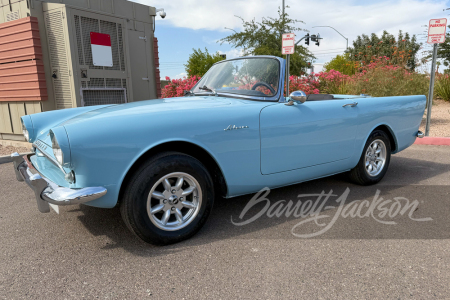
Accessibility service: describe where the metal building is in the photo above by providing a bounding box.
[0,0,161,141]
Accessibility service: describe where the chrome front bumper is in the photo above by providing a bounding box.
[11,153,107,213]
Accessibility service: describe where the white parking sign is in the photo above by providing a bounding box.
[427,18,447,44]
[282,33,295,54]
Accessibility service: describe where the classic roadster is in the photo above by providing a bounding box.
[12,56,426,245]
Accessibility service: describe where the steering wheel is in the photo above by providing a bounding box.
[251,82,276,95]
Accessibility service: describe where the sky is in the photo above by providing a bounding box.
[132,0,450,79]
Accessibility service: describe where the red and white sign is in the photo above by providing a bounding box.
[427,18,447,44]
[90,32,113,67]
[282,33,295,55]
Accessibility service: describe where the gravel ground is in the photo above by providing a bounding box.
[0,145,29,157]
[420,99,450,137]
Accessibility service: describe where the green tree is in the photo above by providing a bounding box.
[185,48,225,77]
[219,8,314,75]
[323,53,356,75]
[346,30,421,70]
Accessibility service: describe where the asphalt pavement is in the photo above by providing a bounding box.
[0,145,449,299]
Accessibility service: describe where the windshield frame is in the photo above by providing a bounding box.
[190,56,285,102]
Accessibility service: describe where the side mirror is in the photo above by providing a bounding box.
[285,91,307,106]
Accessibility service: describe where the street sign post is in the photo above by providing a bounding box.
[282,33,295,55]
[427,18,448,43]
[425,18,447,136]
[282,33,295,97]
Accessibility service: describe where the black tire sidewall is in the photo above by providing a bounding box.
[122,153,214,245]
[356,130,391,184]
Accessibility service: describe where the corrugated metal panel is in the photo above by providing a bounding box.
[0,17,47,102]
[0,60,47,101]
[0,17,42,64]
[45,10,73,109]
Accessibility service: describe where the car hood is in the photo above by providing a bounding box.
[59,96,234,126]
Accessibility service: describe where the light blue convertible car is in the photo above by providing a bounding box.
[12,56,426,245]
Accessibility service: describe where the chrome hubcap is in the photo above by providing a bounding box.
[365,139,387,177]
[147,172,202,231]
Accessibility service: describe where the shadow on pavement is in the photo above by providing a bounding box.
[72,156,450,256]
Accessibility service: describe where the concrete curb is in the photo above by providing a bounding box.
[0,153,33,165]
[414,137,450,146]
[0,140,32,148]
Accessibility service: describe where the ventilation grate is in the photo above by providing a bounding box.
[88,78,106,88]
[75,15,125,70]
[45,11,72,109]
[82,89,127,106]
[74,15,84,65]
[100,20,120,71]
[118,24,125,71]
[6,11,19,22]
[106,78,122,88]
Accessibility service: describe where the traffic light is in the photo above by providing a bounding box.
[305,33,310,46]
[315,33,321,46]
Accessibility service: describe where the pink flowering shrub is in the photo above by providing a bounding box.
[287,75,320,95]
[314,69,351,94]
[312,56,427,97]
[161,75,201,98]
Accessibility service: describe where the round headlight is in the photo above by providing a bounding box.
[22,122,29,142]
[51,134,64,165]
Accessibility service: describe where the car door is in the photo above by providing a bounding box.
[260,99,359,175]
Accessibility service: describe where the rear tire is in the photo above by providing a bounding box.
[120,152,214,245]
[349,130,391,185]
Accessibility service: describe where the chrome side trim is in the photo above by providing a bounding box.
[417,131,425,138]
[11,153,107,213]
[32,141,68,175]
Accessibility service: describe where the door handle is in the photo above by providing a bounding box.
[342,102,358,107]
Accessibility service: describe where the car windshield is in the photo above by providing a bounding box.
[191,57,280,98]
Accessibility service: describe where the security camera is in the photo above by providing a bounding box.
[156,8,166,19]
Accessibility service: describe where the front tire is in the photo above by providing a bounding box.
[349,130,391,185]
[120,152,214,245]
